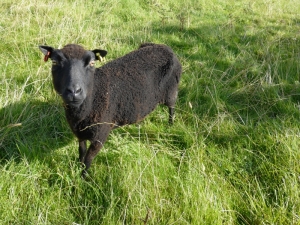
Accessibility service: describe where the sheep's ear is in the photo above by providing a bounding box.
[39,45,54,62]
[92,49,107,61]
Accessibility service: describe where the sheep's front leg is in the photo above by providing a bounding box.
[82,128,111,177]
[81,141,104,177]
[78,140,87,163]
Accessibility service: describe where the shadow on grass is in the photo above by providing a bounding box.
[148,19,300,223]
[150,20,300,123]
[0,100,73,164]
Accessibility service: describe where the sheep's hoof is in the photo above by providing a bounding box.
[81,170,89,179]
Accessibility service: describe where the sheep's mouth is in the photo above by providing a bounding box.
[65,99,84,108]
[62,92,85,108]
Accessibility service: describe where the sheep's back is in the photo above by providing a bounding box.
[94,45,177,124]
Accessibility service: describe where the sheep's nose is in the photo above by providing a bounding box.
[67,85,82,97]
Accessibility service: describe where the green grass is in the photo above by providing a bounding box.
[0,0,300,224]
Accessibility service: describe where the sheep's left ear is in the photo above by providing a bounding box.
[39,45,54,62]
[92,49,107,61]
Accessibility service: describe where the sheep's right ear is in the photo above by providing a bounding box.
[39,45,54,62]
[92,49,107,61]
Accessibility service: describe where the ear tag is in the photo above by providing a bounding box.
[44,51,50,62]
[96,52,103,62]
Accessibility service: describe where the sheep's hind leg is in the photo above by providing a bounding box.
[168,107,175,124]
[165,89,178,124]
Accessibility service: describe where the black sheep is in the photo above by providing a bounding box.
[39,43,182,176]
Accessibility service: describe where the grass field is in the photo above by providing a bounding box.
[0,0,300,224]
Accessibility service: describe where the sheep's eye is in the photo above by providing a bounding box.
[89,60,95,67]
[52,60,57,66]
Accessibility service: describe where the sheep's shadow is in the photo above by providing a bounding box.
[0,100,73,164]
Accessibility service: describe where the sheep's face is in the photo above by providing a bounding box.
[39,44,107,108]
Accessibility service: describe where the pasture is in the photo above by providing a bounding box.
[0,0,299,224]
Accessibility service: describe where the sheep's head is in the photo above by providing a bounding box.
[39,44,107,108]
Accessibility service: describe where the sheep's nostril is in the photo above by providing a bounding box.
[66,86,82,98]
[75,88,82,95]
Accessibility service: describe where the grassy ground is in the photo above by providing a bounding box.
[0,0,300,224]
